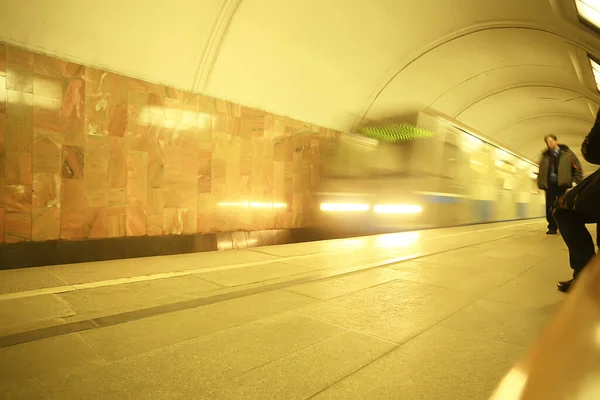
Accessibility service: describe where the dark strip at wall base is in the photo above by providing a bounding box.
[0,218,545,270]
[0,228,331,270]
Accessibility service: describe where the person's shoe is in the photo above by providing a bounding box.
[557,279,574,293]
[546,229,558,235]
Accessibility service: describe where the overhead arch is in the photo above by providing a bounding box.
[494,113,594,138]
[427,65,572,110]
[497,116,593,168]
[3,0,600,164]
[352,23,600,132]
[454,84,599,119]
[192,0,243,92]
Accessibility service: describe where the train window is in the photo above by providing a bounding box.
[441,142,460,179]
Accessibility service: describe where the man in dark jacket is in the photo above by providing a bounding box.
[554,110,600,293]
[537,135,583,234]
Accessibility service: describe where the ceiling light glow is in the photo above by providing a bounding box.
[576,0,600,31]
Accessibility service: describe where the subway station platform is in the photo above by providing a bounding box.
[0,219,573,399]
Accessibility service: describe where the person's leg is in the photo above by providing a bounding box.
[545,185,558,233]
[554,209,596,291]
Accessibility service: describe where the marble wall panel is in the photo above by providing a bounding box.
[0,208,4,243]
[61,145,84,179]
[0,44,5,115]
[0,45,5,243]
[0,43,339,243]
[5,212,31,242]
[32,172,60,207]
[5,184,32,213]
[33,133,62,174]
[32,207,60,241]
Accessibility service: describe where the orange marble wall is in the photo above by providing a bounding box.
[0,43,340,243]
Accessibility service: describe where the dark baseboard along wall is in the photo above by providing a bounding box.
[0,218,544,270]
[0,228,331,270]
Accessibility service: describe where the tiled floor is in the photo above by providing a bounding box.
[0,219,583,399]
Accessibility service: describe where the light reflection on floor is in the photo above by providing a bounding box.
[0,219,578,399]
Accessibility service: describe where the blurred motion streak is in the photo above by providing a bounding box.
[373,204,422,214]
[313,111,544,233]
[320,203,371,212]
[217,201,287,209]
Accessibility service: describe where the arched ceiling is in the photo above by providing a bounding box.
[2,0,600,165]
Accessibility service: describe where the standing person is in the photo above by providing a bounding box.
[554,110,600,293]
[537,135,583,234]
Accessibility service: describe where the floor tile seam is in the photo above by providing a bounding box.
[75,330,108,364]
[0,228,540,347]
[333,290,489,357]
[343,328,404,346]
[65,277,322,324]
[0,314,77,337]
[481,256,560,298]
[189,331,352,398]
[287,310,358,333]
[194,329,355,395]
[475,264,542,299]
[0,247,381,300]
[189,274,228,287]
[0,243,510,343]
[0,250,499,342]
[480,295,565,308]
[62,301,174,324]
[474,296,563,313]
[292,309,353,329]
[201,327,352,385]
[0,285,78,301]
[195,263,367,294]
[0,222,540,300]
[0,318,69,339]
[305,344,402,399]
[50,270,71,287]
[289,309,412,347]
[276,255,423,289]
[196,264,317,288]
[51,293,79,318]
[370,274,480,294]
[282,275,418,303]
[289,276,487,335]
[1,252,407,303]
[438,316,546,349]
[430,324,531,351]
[76,295,325,363]
[394,255,550,298]
[415,297,482,339]
[89,308,343,374]
[0,258,318,301]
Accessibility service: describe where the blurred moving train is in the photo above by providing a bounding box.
[312,111,544,234]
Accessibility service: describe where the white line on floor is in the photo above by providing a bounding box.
[0,220,541,301]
